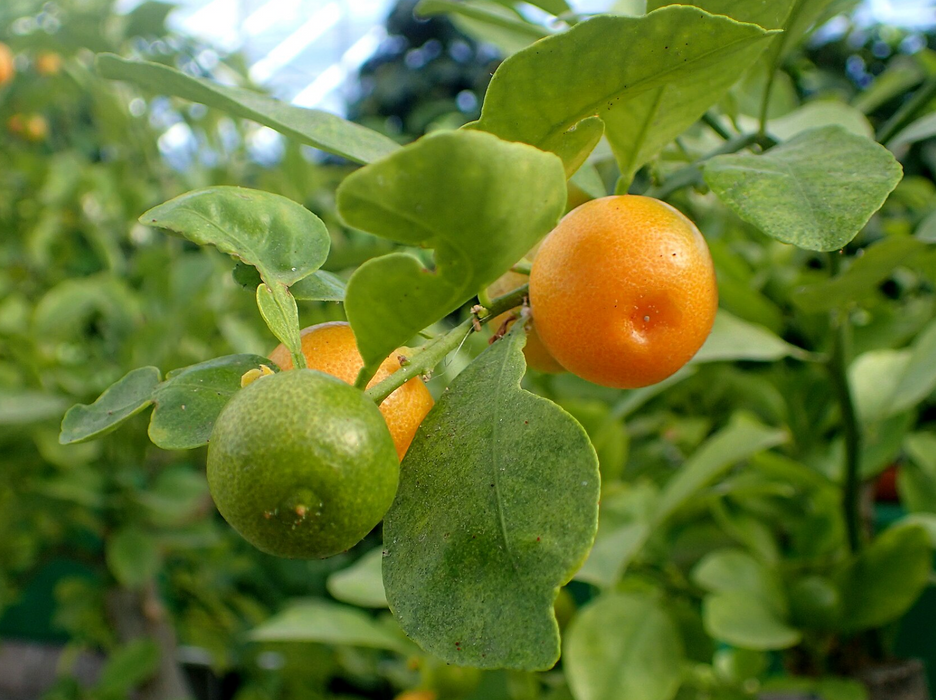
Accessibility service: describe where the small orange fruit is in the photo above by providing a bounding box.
[35,51,62,76]
[268,322,433,459]
[529,195,717,389]
[0,42,14,86]
[23,114,48,142]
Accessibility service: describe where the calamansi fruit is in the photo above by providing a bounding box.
[530,195,717,389]
[268,322,433,460]
[35,52,62,76]
[207,369,399,559]
[0,43,14,86]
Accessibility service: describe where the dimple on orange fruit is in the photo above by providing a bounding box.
[268,322,433,459]
[529,195,717,389]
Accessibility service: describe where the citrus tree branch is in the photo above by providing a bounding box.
[364,284,530,405]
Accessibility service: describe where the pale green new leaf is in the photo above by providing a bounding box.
[382,326,599,670]
[472,7,777,175]
[692,310,806,363]
[692,549,787,615]
[249,600,410,652]
[888,110,936,151]
[705,126,903,251]
[647,0,792,28]
[97,54,398,164]
[564,594,684,700]
[327,548,388,608]
[339,130,566,373]
[417,0,549,55]
[704,592,802,650]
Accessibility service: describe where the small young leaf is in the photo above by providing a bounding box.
[96,54,399,164]
[692,549,787,616]
[148,354,272,450]
[837,524,932,632]
[59,367,161,445]
[792,236,926,312]
[326,548,388,608]
[106,527,160,588]
[96,639,161,695]
[769,101,873,141]
[340,130,566,373]
[417,0,551,46]
[256,283,302,365]
[249,600,410,652]
[564,593,684,700]
[472,7,777,176]
[141,187,329,288]
[382,325,599,670]
[704,126,903,251]
[703,592,802,650]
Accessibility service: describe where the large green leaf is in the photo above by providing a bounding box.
[471,7,777,176]
[249,600,410,652]
[606,2,787,186]
[339,130,566,373]
[141,186,329,362]
[382,325,599,670]
[837,524,932,632]
[647,0,792,28]
[793,236,926,312]
[59,367,161,444]
[564,594,684,700]
[705,126,903,251]
[703,592,802,650]
[96,54,398,164]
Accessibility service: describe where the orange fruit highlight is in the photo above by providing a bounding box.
[268,322,433,459]
[0,43,14,86]
[529,195,717,389]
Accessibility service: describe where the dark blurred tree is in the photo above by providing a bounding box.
[346,0,501,140]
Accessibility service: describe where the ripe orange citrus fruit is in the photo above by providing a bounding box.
[486,248,564,374]
[529,195,717,389]
[268,322,433,460]
[0,43,14,86]
[207,369,399,559]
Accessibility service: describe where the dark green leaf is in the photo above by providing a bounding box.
[97,54,399,164]
[249,600,410,652]
[472,7,776,176]
[703,592,801,650]
[705,126,903,251]
[838,524,932,632]
[59,368,161,445]
[382,325,599,670]
[96,639,160,695]
[149,354,272,450]
[339,130,566,372]
[106,527,160,588]
[793,236,926,312]
[564,593,684,700]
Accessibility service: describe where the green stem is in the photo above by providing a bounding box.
[364,284,530,405]
[827,253,863,554]
[646,132,769,200]
[876,75,936,145]
[702,111,733,141]
[510,261,532,275]
[758,68,777,138]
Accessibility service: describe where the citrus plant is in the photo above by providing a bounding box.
[53,0,936,697]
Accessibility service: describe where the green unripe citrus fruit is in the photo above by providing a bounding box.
[207,369,399,559]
